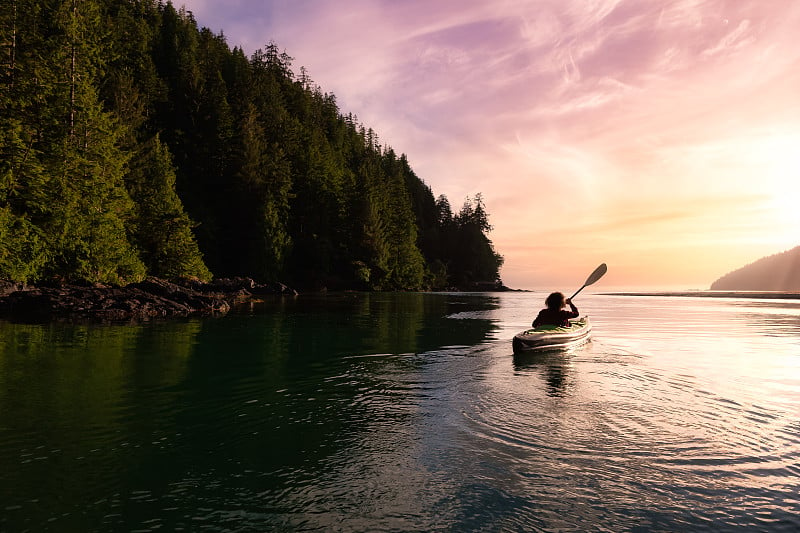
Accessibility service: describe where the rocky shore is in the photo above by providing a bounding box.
[0,277,297,323]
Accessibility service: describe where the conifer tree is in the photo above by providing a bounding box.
[381,150,425,289]
[126,135,211,280]
[448,194,504,287]
[0,0,48,281]
[233,101,292,280]
[0,117,48,281]
[41,0,145,283]
[1,0,145,283]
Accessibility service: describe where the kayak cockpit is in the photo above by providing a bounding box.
[512,317,591,354]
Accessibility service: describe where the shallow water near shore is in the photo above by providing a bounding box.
[1,292,799,531]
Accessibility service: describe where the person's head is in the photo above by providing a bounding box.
[545,292,566,310]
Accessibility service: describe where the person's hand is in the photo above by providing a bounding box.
[565,298,572,306]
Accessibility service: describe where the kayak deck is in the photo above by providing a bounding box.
[512,317,591,353]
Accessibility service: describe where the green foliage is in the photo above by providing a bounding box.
[126,135,211,280]
[1,0,503,290]
[0,207,47,282]
[232,102,292,280]
[448,194,504,287]
[1,0,148,284]
[422,194,504,289]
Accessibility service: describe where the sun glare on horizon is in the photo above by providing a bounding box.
[756,134,800,236]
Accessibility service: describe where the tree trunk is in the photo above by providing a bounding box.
[9,0,16,87]
[69,0,77,138]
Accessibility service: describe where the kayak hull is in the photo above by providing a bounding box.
[512,317,591,354]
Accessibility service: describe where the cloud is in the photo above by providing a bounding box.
[178,0,800,288]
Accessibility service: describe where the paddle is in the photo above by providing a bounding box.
[569,263,607,300]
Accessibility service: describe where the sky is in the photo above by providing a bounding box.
[177,0,800,290]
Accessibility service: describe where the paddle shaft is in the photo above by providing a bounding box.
[569,263,607,301]
[570,285,588,300]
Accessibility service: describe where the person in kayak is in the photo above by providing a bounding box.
[532,292,579,328]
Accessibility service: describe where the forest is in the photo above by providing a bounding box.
[0,0,504,291]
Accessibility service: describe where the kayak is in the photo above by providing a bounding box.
[512,317,591,354]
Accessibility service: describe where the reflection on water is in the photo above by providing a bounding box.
[1,292,799,531]
[512,351,574,397]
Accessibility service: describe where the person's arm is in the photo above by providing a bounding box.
[532,310,543,328]
[565,298,579,318]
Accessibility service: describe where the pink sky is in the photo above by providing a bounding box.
[178,0,800,290]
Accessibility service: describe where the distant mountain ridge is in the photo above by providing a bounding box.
[710,246,800,291]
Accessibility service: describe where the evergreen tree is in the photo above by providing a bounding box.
[381,149,425,289]
[42,0,145,283]
[126,135,211,280]
[448,194,504,287]
[232,100,292,280]
[0,0,49,282]
[1,0,145,283]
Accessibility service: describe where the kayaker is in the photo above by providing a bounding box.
[532,292,579,328]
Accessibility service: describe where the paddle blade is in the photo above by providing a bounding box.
[583,263,608,287]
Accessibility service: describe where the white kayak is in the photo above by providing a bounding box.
[512,317,591,354]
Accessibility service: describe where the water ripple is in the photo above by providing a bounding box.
[2,294,800,531]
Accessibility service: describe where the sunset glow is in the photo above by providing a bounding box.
[178,0,800,289]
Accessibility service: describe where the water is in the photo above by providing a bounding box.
[1,292,799,532]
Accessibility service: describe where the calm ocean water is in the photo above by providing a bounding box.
[1,292,799,532]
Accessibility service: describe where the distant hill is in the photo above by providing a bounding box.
[710,247,800,291]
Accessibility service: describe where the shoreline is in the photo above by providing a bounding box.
[603,291,800,300]
[0,277,298,324]
[0,278,521,324]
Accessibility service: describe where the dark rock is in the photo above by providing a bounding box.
[170,277,206,292]
[171,277,298,297]
[251,281,298,296]
[0,276,295,323]
[207,277,256,292]
[0,280,26,297]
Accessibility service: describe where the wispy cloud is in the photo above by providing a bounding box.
[180,0,800,288]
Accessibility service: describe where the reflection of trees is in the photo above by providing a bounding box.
[0,293,499,530]
[0,319,201,531]
[168,292,499,528]
[249,292,498,359]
